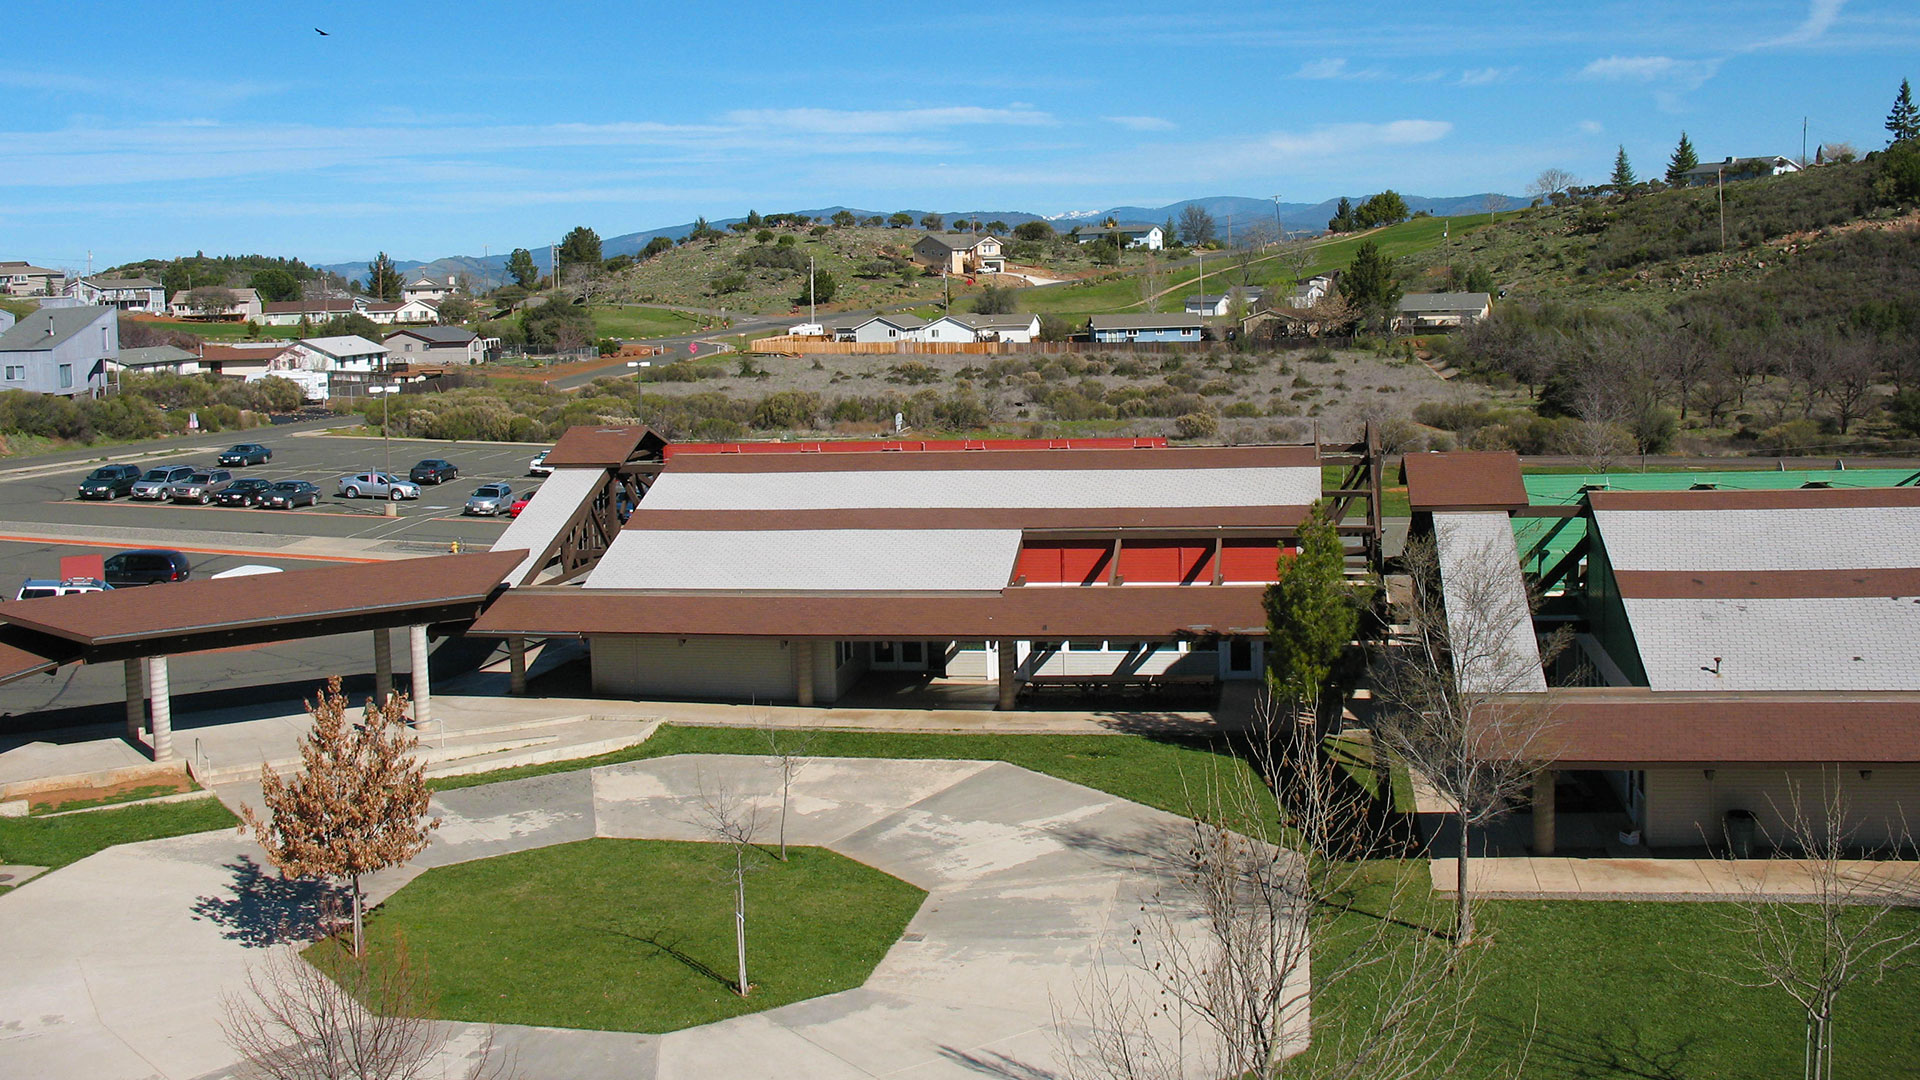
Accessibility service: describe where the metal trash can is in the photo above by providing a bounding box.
[1724,809,1758,858]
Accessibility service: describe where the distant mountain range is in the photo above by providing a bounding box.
[315,193,1515,287]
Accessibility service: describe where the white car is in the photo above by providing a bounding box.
[528,450,553,476]
[16,577,112,600]
[336,472,421,500]
[788,322,825,336]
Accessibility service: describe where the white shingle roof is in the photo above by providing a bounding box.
[490,468,605,585]
[1595,506,1920,571]
[1433,512,1547,694]
[639,466,1321,512]
[1626,595,1920,691]
[585,530,1021,591]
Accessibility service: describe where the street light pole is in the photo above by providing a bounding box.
[626,359,650,422]
[369,384,399,477]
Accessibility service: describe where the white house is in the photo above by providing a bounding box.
[168,287,262,322]
[0,261,64,297]
[401,275,459,304]
[919,313,1042,344]
[1679,155,1803,187]
[1071,223,1164,250]
[256,298,360,326]
[114,344,203,375]
[1287,273,1335,309]
[384,326,497,366]
[840,314,929,344]
[287,335,390,373]
[392,298,441,324]
[64,277,167,315]
[1393,292,1493,332]
[0,306,117,396]
[1184,288,1265,316]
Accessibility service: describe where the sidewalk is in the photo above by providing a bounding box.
[1431,855,1920,901]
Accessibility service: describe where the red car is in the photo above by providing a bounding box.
[507,496,530,518]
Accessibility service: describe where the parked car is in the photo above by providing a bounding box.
[130,465,197,500]
[464,482,513,516]
[261,480,321,509]
[336,472,421,500]
[409,459,459,485]
[76,463,143,500]
[103,549,191,586]
[216,443,273,466]
[15,578,112,600]
[167,469,234,504]
[215,478,275,507]
[528,449,553,476]
[507,495,531,518]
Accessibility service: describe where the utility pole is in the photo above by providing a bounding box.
[1270,195,1284,248]
[808,256,816,324]
[1802,117,1808,166]
[1717,164,1727,251]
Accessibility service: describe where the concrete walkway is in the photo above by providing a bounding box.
[0,755,1287,1080]
[1431,856,1920,901]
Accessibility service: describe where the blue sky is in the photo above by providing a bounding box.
[3,0,1915,269]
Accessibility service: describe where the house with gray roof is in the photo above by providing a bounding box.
[1184,288,1265,316]
[1393,292,1492,332]
[0,261,64,297]
[1069,223,1164,250]
[63,276,167,314]
[838,314,930,344]
[912,233,1006,275]
[114,344,202,375]
[0,305,117,396]
[384,325,498,366]
[919,313,1042,344]
[168,287,261,322]
[1087,313,1206,343]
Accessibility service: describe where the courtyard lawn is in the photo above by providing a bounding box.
[430,724,1274,827]
[0,797,237,870]
[329,838,925,1032]
[587,305,707,340]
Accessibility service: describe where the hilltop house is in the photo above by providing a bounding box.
[1087,313,1205,344]
[401,275,460,304]
[0,262,65,297]
[1071,223,1165,250]
[1393,292,1493,332]
[1679,155,1802,187]
[384,326,498,366]
[63,277,167,315]
[919,313,1042,344]
[0,306,117,396]
[1184,288,1265,317]
[913,234,1005,275]
[168,287,262,322]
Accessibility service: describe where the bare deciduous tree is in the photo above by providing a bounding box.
[691,776,766,997]
[222,936,508,1080]
[1715,773,1920,1080]
[188,285,240,317]
[1526,169,1579,201]
[1373,531,1563,948]
[241,679,440,957]
[1484,193,1508,222]
[761,720,819,862]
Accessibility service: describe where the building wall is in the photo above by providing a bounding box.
[0,308,116,396]
[591,635,799,702]
[1643,766,1920,849]
[849,322,916,344]
[1092,327,1202,343]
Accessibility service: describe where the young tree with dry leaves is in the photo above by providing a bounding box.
[691,776,765,996]
[1715,772,1920,1080]
[241,678,440,957]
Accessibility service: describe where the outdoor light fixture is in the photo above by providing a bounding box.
[1703,769,1716,781]
[1861,769,1874,781]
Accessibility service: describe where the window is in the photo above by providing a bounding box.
[3,366,20,380]
[58,364,72,389]
[1067,640,1105,652]
[102,327,110,351]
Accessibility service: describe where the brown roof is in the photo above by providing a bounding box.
[663,445,1320,474]
[1400,451,1529,512]
[1613,568,1920,600]
[1478,691,1920,766]
[1588,488,1920,512]
[626,507,1309,532]
[0,639,68,686]
[199,343,293,364]
[0,551,526,647]
[542,426,667,468]
[260,299,356,315]
[470,584,1271,640]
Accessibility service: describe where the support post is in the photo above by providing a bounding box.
[996,639,1019,710]
[508,636,528,696]
[408,624,432,729]
[147,655,173,763]
[793,640,815,707]
[1532,769,1557,856]
[372,627,393,703]
[124,658,147,742]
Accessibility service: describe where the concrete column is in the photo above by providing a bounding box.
[372,628,393,703]
[793,640,815,707]
[147,655,174,763]
[996,639,1019,710]
[124,658,147,742]
[508,636,528,696]
[1532,769,1557,856]
[408,625,432,728]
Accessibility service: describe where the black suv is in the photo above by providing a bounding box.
[409,459,459,485]
[217,443,273,466]
[76,463,143,500]
[103,549,191,586]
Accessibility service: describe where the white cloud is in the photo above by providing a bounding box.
[1457,67,1514,86]
[1257,119,1453,159]
[1293,58,1350,79]
[1755,0,1847,47]
[1577,119,1605,135]
[1104,115,1175,131]
[721,105,1053,134]
[1577,55,1722,88]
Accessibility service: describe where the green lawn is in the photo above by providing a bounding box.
[0,797,237,870]
[586,305,707,340]
[324,838,925,1032]
[429,724,1273,826]
[1308,863,1920,1078]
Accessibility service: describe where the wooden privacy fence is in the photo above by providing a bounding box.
[748,335,1220,356]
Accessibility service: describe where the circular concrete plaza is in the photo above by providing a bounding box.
[0,754,1274,1080]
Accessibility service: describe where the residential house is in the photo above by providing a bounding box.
[0,261,64,297]
[919,313,1042,344]
[384,326,497,366]
[0,305,117,396]
[1070,223,1164,250]
[256,298,360,326]
[1393,292,1492,332]
[1087,313,1205,344]
[0,309,13,334]
[196,342,300,382]
[1679,155,1802,187]
[401,275,460,304]
[1183,288,1265,317]
[63,276,167,315]
[114,345,203,376]
[912,234,1006,275]
[1287,273,1335,309]
[288,335,389,373]
[839,314,929,344]
[392,298,441,324]
[168,287,262,322]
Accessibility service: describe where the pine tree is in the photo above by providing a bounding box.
[241,679,439,956]
[1337,239,1402,327]
[1888,78,1920,146]
[364,252,402,300]
[1264,501,1359,710]
[506,247,539,289]
[1611,145,1636,188]
[1665,132,1700,185]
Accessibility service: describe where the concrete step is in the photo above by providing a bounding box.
[194,733,562,786]
[425,730,656,780]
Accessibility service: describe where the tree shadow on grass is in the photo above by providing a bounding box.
[594,922,738,994]
[1493,1014,1700,1080]
[190,854,348,948]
